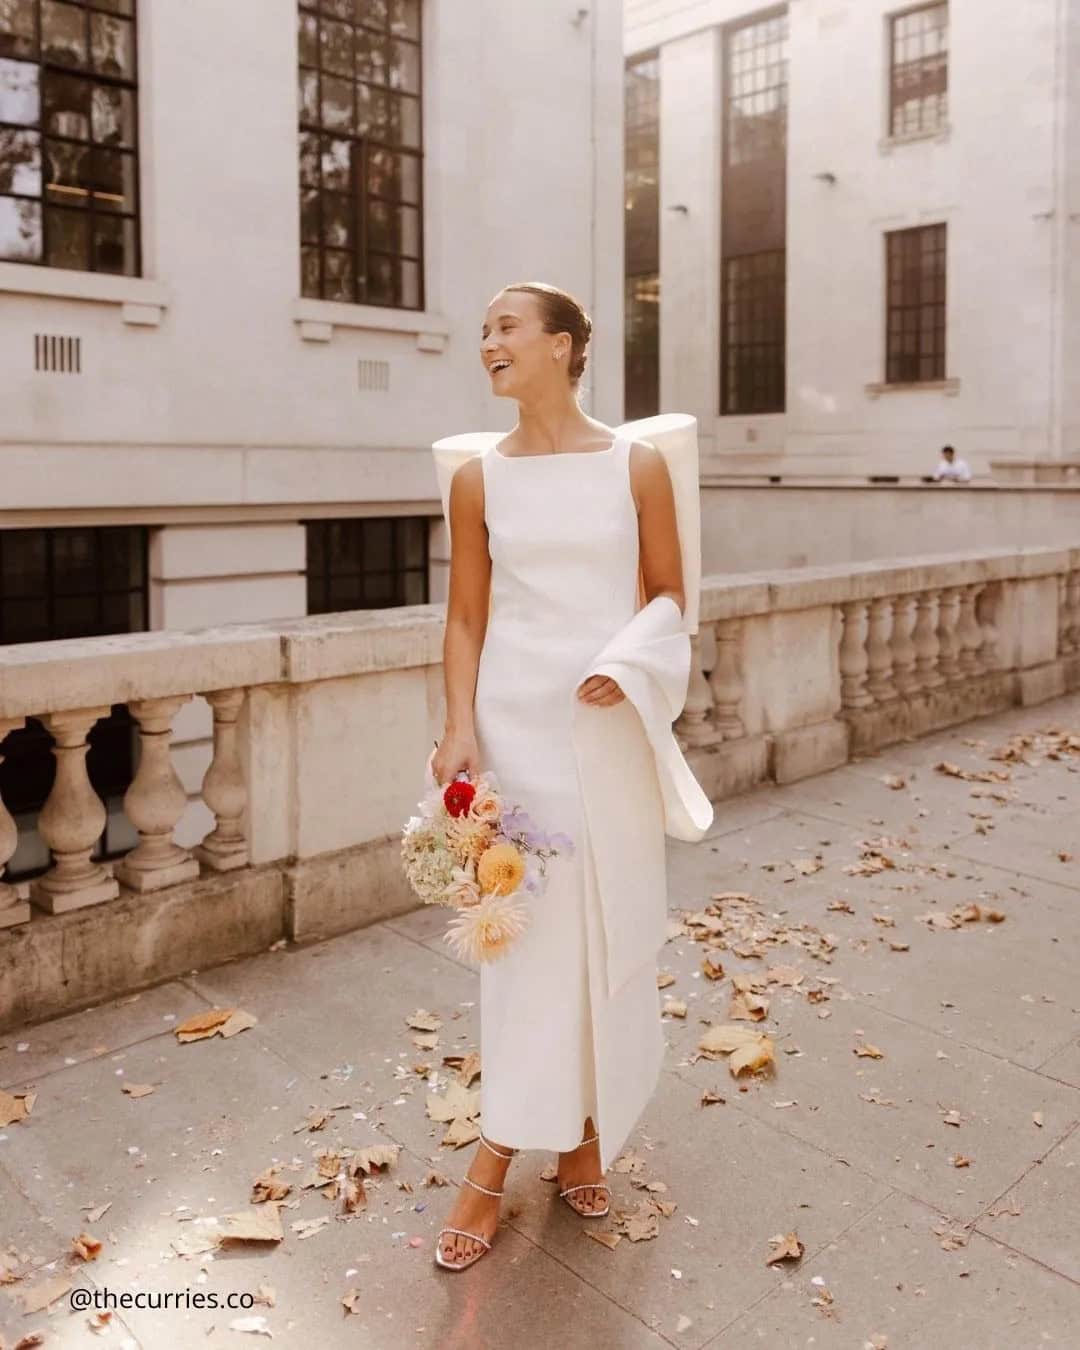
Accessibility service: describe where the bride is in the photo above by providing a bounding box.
[429,281,701,1271]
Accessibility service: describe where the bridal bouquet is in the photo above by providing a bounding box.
[400,761,573,964]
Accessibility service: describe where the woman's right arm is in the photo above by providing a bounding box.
[433,458,491,784]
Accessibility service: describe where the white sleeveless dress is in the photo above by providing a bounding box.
[473,433,665,1168]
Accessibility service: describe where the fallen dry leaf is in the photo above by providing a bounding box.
[888,940,910,952]
[827,899,854,914]
[71,1232,102,1261]
[352,1144,400,1174]
[793,858,824,876]
[662,998,688,1019]
[656,971,676,989]
[120,1082,155,1099]
[949,1154,972,1168]
[83,1201,112,1224]
[585,1229,622,1251]
[728,991,769,1022]
[405,1009,442,1033]
[0,1090,35,1127]
[251,1166,292,1203]
[291,1215,331,1240]
[441,1117,480,1149]
[412,1031,440,1051]
[218,1203,284,1244]
[1033,1111,1044,1128]
[765,1231,804,1265]
[699,1024,775,1077]
[702,954,726,981]
[765,964,804,987]
[853,1043,884,1059]
[229,1315,273,1337]
[701,1089,726,1107]
[175,1007,256,1043]
[342,1287,361,1316]
[425,1171,450,1187]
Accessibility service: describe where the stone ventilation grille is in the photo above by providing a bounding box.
[35,335,81,374]
[358,359,390,392]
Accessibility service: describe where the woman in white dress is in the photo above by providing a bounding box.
[430,282,687,1271]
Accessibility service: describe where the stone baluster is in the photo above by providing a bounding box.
[194,689,250,871]
[977,584,1001,672]
[913,589,944,690]
[936,586,963,685]
[676,633,723,749]
[957,584,985,677]
[115,697,200,893]
[1056,575,1071,656]
[1065,570,1080,655]
[865,597,897,703]
[889,594,920,697]
[707,620,745,739]
[31,707,120,914]
[0,718,30,928]
[838,601,872,711]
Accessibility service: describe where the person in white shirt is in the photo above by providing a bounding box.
[932,445,972,483]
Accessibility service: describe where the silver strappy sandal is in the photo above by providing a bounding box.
[558,1131,611,1219]
[434,1135,516,1271]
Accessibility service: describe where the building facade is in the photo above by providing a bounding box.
[624,0,1080,477]
[0,0,625,860]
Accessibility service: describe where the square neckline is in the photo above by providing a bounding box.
[492,435,623,461]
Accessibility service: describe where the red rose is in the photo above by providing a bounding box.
[443,780,476,818]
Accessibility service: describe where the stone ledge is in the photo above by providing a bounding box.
[773,719,849,785]
[844,673,1017,756]
[0,865,286,1033]
[286,835,418,943]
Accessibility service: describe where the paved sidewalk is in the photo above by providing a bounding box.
[2,696,1078,1350]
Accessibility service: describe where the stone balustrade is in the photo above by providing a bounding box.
[1,544,1078,1031]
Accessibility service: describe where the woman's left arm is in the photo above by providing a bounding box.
[632,440,685,618]
[577,442,685,708]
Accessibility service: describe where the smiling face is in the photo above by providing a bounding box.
[480,291,569,399]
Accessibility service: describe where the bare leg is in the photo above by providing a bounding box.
[556,1115,608,1215]
[438,1135,514,1265]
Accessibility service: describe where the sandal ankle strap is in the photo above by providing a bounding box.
[462,1174,503,1198]
[479,1134,516,1161]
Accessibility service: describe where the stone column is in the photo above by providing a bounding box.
[890,594,920,697]
[1065,570,1080,654]
[115,697,200,893]
[977,584,1001,672]
[707,620,745,739]
[865,597,897,703]
[194,688,249,871]
[936,587,964,685]
[0,718,30,928]
[958,584,985,677]
[31,707,120,914]
[838,601,872,710]
[913,589,944,690]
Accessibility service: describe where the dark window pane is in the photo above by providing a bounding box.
[45,204,89,267]
[44,136,89,205]
[54,593,99,635]
[356,0,387,27]
[42,1,88,68]
[299,67,318,122]
[92,210,136,273]
[298,10,318,66]
[0,125,41,194]
[52,528,96,591]
[89,146,135,211]
[0,598,48,643]
[100,526,141,588]
[355,28,387,84]
[392,91,420,148]
[365,571,393,604]
[300,243,320,294]
[321,135,351,189]
[323,246,353,300]
[321,18,352,75]
[361,519,392,569]
[0,55,39,122]
[91,82,134,146]
[300,187,319,242]
[389,0,419,40]
[367,251,393,305]
[0,1,37,60]
[399,255,419,307]
[321,72,354,131]
[90,12,133,78]
[401,518,425,568]
[321,190,350,247]
[94,0,134,15]
[43,69,90,139]
[2,529,47,596]
[403,569,426,605]
[387,37,417,93]
[0,193,40,258]
[322,0,352,18]
[299,130,320,185]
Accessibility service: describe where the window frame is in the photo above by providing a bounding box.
[887,1,948,140]
[624,48,660,423]
[297,0,425,312]
[0,0,143,275]
[883,222,947,386]
[304,515,429,615]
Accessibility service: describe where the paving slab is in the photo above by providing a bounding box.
[504,1069,891,1350]
[0,980,210,1089]
[976,1123,1080,1284]
[672,985,1080,1223]
[1037,1036,1080,1089]
[708,1189,1080,1350]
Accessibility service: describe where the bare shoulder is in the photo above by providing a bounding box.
[449,454,486,524]
[628,439,669,513]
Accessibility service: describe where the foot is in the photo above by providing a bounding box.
[557,1119,608,1216]
[438,1138,513,1266]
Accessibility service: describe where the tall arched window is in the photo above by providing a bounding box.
[0,0,140,273]
[298,0,424,310]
